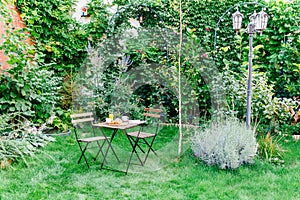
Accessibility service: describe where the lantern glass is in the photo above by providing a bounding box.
[232,9,244,31]
[255,10,269,31]
[249,11,257,24]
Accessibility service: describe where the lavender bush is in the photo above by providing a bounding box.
[192,118,257,169]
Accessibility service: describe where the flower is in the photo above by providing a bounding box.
[206,27,210,32]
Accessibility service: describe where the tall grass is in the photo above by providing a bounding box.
[0,132,299,200]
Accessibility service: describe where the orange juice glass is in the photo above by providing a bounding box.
[109,113,114,120]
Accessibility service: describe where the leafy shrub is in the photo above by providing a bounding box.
[275,97,300,135]
[0,65,62,124]
[42,107,72,133]
[0,4,62,124]
[192,118,257,169]
[73,44,143,120]
[222,65,277,123]
[0,113,55,168]
[222,65,300,134]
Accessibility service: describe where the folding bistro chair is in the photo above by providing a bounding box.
[71,112,119,168]
[125,108,162,174]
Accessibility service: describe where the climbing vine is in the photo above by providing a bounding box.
[2,0,299,130]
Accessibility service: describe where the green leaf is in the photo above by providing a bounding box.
[21,103,28,112]
[10,92,17,98]
[9,106,16,112]
[21,89,26,96]
[15,102,22,111]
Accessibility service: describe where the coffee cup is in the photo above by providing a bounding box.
[121,116,129,122]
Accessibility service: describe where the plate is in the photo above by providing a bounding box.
[129,120,141,123]
[108,122,129,126]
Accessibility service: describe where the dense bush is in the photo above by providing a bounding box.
[0,66,62,123]
[222,64,300,134]
[0,2,62,124]
[222,66,277,125]
[192,118,257,169]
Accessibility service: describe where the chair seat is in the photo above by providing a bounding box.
[78,136,106,143]
[127,131,156,139]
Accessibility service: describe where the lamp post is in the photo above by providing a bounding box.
[232,8,269,128]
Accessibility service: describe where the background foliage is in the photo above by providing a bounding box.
[17,0,88,76]
[1,0,299,167]
[0,0,58,166]
[110,0,299,133]
[2,0,298,125]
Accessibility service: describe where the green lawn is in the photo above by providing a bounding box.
[0,129,299,200]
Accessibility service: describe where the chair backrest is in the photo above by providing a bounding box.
[71,112,94,125]
[143,108,163,119]
[70,112,94,139]
[143,108,163,134]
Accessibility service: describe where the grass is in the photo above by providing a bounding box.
[0,128,300,200]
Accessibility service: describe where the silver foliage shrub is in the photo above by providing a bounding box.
[192,118,257,169]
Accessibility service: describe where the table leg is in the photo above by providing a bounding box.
[100,129,120,170]
[124,130,144,175]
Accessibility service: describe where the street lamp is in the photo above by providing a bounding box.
[232,8,269,128]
